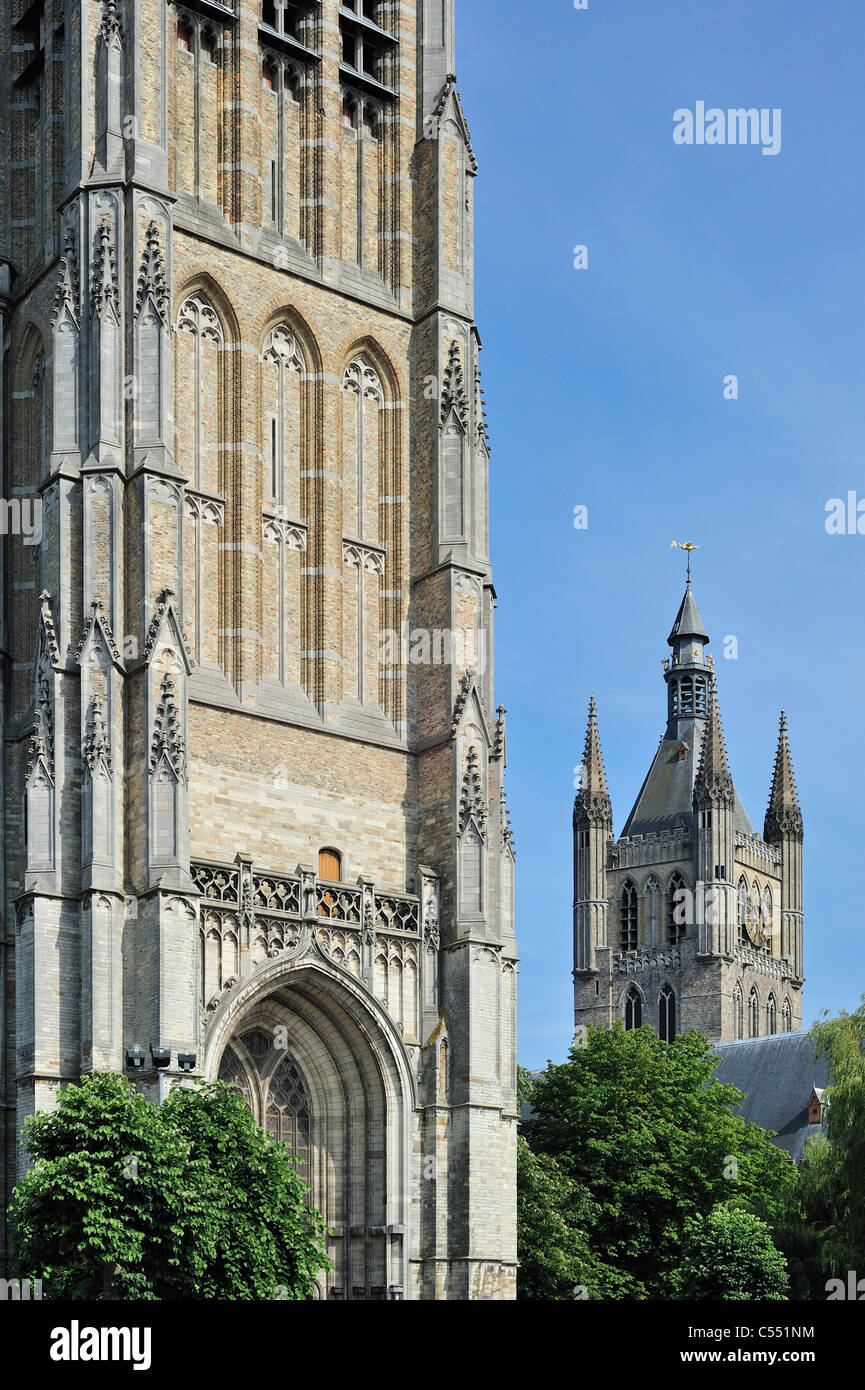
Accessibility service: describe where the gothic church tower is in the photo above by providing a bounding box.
[573,584,803,1045]
[0,0,517,1299]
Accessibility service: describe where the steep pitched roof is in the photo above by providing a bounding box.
[713,1033,830,1161]
[620,706,753,837]
[667,584,709,646]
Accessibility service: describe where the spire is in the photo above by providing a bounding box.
[693,687,734,805]
[574,697,612,828]
[667,583,709,647]
[764,711,803,842]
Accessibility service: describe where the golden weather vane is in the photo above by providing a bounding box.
[670,540,699,584]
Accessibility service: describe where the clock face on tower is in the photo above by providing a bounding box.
[745,899,764,949]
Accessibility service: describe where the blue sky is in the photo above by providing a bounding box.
[457,0,865,1069]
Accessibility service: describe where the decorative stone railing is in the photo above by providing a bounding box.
[611,828,691,870]
[734,832,781,871]
[734,945,791,979]
[191,858,420,934]
[613,946,682,975]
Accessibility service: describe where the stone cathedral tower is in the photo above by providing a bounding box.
[573,583,803,1045]
[0,0,518,1300]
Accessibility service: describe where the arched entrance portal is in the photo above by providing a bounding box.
[204,960,414,1301]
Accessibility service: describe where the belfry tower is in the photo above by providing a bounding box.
[573,583,803,1045]
[0,0,517,1299]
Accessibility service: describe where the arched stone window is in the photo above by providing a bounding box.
[733,983,744,1040]
[339,84,386,272]
[737,877,749,946]
[781,997,792,1033]
[644,877,661,946]
[694,678,707,715]
[261,323,308,688]
[659,984,676,1043]
[748,986,760,1039]
[266,1057,311,1173]
[619,881,638,951]
[173,10,223,205]
[667,872,686,944]
[624,984,642,1030]
[217,1043,253,1111]
[341,356,385,703]
[766,993,777,1036]
[260,45,307,242]
[680,676,694,715]
[176,292,226,668]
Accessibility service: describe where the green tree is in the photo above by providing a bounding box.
[777,999,865,1296]
[676,1206,789,1301]
[9,1072,329,1300]
[522,1024,796,1299]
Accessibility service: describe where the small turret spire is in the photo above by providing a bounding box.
[764,711,803,843]
[693,687,734,805]
[574,696,612,828]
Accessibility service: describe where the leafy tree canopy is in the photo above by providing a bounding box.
[521,1024,797,1298]
[9,1072,329,1301]
[676,1206,789,1301]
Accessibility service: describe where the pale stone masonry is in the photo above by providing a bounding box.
[0,0,517,1299]
[573,584,804,1045]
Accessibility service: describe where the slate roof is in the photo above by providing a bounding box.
[621,722,754,838]
[668,584,709,645]
[713,1032,830,1161]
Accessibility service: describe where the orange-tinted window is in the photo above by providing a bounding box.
[318,848,341,882]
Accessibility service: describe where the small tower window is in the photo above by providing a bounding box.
[680,677,694,715]
[318,848,342,882]
[737,877,749,946]
[659,984,676,1043]
[748,986,760,1039]
[671,681,680,717]
[619,881,638,951]
[766,993,777,1036]
[695,679,707,715]
[677,742,687,762]
[624,984,642,1030]
[667,873,686,943]
[733,984,744,1040]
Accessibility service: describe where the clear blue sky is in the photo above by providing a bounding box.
[457,0,865,1069]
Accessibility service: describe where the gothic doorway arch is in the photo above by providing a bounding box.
[203,959,414,1301]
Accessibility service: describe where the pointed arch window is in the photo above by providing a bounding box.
[761,887,773,954]
[766,993,777,1036]
[737,877,749,946]
[620,881,638,951]
[176,293,225,668]
[694,678,708,715]
[218,1044,253,1112]
[262,323,305,510]
[781,997,792,1033]
[733,983,744,1040]
[659,984,676,1043]
[680,676,694,715]
[624,984,642,1031]
[645,877,661,945]
[667,872,686,944]
[748,987,760,1039]
[266,1057,311,1172]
